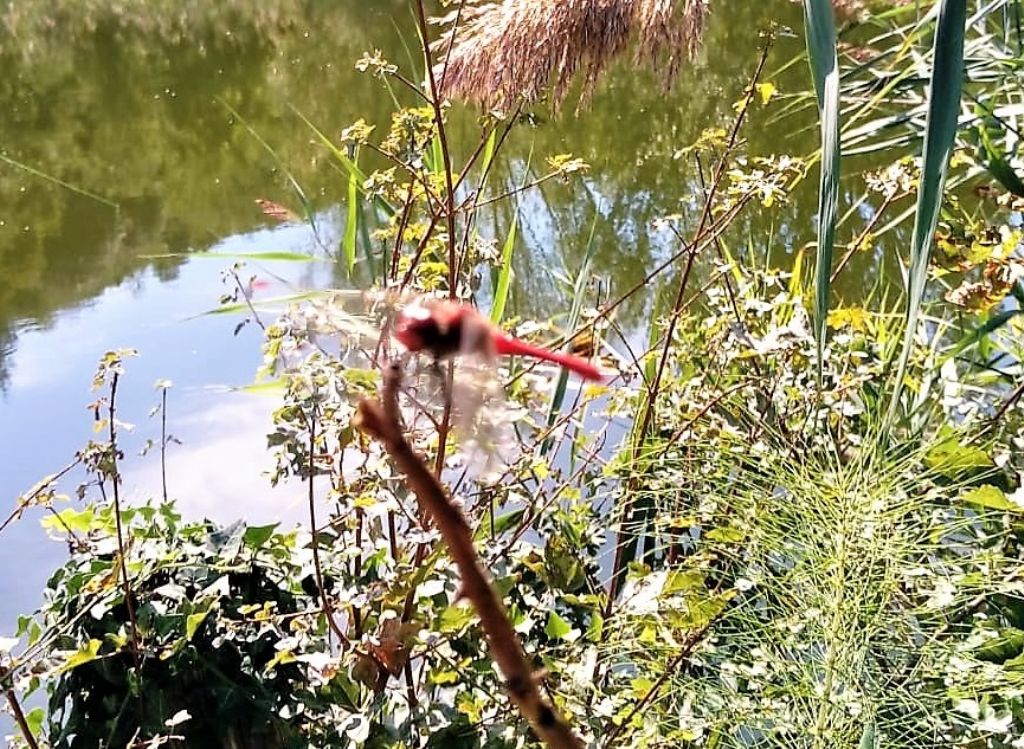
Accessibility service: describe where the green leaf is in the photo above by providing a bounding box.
[243,523,279,549]
[972,111,1024,197]
[802,0,841,380]
[924,430,993,477]
[41,506,98,534]
[858,720,877,749]
[140,250,317,262]
[474,509,525,540]
[490,210,518,324]
[706,525,745,543]
[886,0,967,426]
[961,485,1021,514]
[60,639,102,673]
[439,604,476,634]
[186,610,210,641]
[942,308,1024,363]
[586,612,604,642]
[544,611,573,640]
[974,628,1024,663]
[25,707,44,740]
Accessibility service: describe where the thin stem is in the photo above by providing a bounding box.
[606,44,773,611]
[109,372,142,669]
[0,458,81,537]
[229,268,266,332]
[160,387,168,503]
[2,664,40,749]
[830,190,902,283]
[307,404,348,647]
[414,0,459,298]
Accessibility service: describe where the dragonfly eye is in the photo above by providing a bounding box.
[394,311,434,352]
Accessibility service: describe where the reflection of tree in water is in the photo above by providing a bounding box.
[0,0,909,385]
[0,0,405,379]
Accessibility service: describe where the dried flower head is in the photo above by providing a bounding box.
[432,0,709,112]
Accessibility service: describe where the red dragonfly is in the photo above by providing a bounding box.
[392,297,605,382]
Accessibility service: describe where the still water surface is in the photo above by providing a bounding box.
[0,0,874,637]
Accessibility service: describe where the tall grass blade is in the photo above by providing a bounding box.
[139,251,318,262]
[886,0,968,428]
[491,147,532,324]
[219,99,317,231]
[0,153,119,209]
[489,209,518,324]
[803,0,841,380]
[539,219,598,458]
[479,128,497,182]
[290,106,395,217]
[344,168,359,275]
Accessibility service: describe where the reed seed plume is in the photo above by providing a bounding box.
[432,0,709,112]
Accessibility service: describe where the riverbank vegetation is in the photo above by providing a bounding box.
[4,0,1024,747]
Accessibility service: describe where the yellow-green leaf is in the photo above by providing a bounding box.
[545,611,573,640]
[962,485,1022,514]
[60,639,102,673]
[186,610,210,641]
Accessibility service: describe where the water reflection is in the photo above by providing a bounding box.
[0,221,331,634]
[0,0,909,635]
[1,0,868,382]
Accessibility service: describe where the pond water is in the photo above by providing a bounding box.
[0,0,888,640]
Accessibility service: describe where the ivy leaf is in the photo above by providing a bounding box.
[41,506,97,535]
[961,485,1022,514]
[544,611,574,640]
[60,639,102,673]
[243,523,279,549]
[186,610,210,641]
[439,604,476,634]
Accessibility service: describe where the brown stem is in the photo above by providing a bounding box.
[414,0,459,299]
[602,614,722,746]
[354,364,584,749]
[306,406,348,647]
[0,458,81,537]
[1,665,40,749]
[830,190,902,283]
[109,373,142,669]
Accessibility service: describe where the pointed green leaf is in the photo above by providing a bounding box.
[887,0,967,426]
[544,611,573,640]
[60,639,102,673]
[803,0,842,380]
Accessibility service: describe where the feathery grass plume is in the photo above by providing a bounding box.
[432,0,709,112]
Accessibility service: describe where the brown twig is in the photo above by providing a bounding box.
[1,664,40,749]
[0,458,81,537]
[414,0,459,299]
[354,364,585,749]
[829,190,903,283]
[602,612,723,746]
[108,372,143,669]
[306,405,349,648]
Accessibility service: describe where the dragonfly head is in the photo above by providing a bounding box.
[393,298,465,359]
[393,301,437,354]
